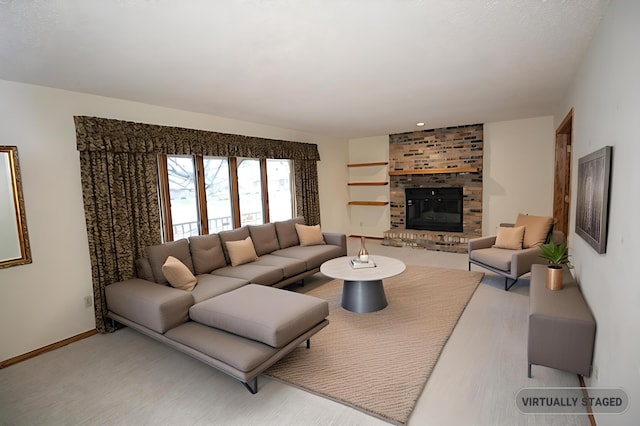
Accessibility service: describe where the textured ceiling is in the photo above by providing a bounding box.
[0,0,609,138]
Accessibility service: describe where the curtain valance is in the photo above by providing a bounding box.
[74,116,321,160]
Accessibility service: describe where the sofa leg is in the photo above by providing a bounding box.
[243,377,258,394]
[528,363,532,378]
[468,262,471,271]
[505,277,518,291]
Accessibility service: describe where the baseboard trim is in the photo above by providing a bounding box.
[579,374,597,426]
[0,329,98,369]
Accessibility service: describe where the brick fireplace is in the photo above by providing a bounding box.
[383,124,483,253]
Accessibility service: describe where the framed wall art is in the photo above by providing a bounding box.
[575,146,612,254]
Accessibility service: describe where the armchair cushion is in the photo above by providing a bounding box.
[515,214,554,248]
[493,226,525,250]
[470,247,512,272]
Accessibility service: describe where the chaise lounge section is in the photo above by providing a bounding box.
[105,218,346,393]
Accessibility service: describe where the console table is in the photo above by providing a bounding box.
[528,264,596,377]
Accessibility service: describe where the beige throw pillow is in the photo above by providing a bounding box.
[226,236,259,266]
[162,256,197,291]
[295,223,326,246]
[514,213,554,248]
[493,226,525,250]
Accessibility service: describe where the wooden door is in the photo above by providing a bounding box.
[553,109,573,237]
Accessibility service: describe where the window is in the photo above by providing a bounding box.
[237,158,263,227]
[160,155,294,241]
[203,157,233,234]
[165,155,199,240]
[267,159,293,222]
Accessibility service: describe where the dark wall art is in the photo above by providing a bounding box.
[575,146,612,254]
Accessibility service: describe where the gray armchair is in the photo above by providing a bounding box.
[468,223,564,291]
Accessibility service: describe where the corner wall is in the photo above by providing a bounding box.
[348,117,556,239]
[558,1,640,424]
[483,116,555,234]
[0,79,348,361]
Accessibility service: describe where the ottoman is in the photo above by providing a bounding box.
[185,284,329,392]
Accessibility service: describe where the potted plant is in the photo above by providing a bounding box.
[538,240,573,290]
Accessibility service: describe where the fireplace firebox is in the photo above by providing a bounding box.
[405,187,463,232]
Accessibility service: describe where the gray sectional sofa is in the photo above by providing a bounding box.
[105,217,347,393]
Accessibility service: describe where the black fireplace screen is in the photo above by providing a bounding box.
[405,187,463,232]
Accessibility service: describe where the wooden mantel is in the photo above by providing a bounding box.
[388,167,480,176]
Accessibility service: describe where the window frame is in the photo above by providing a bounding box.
[159,154,293,241]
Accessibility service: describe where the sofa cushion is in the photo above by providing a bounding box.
[493,226,525,250]
[135,257,154,282]
[189,233,227,274]
[146,239,194,284]
[164,322,279,374]
[248,223,280,256]
[105,279,193,334]
[271,244,344,270]
[275,217,305,249]
[190,274,249,304]
[226,236,259,266]
[218,226,250,264]
[295,223,326,246]
[212,263,284,286]
[515,213,554,248]
[189,284,329,348]
[162,256,198,291]
[252,254,307,277]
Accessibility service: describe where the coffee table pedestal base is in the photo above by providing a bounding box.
[341,280,388,313]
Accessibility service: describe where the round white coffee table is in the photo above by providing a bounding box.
[320,256,406,313]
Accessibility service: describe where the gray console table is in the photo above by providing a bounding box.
[528,264,596,377]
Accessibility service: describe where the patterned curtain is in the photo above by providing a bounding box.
[294,160,321,225]
[77,150,161,332]
[74,116,321,332]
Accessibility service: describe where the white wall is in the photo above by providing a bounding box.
[483,116,556,235]
[347,136,390,237]
[558,1,640,424]
[0,79,348,361]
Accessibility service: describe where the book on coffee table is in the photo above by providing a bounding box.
[350,258,376,269]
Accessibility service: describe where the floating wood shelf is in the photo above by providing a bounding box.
[348,201,389,206]
[347,182,389,186]
[388,167,480,176]
[347,162,389,168]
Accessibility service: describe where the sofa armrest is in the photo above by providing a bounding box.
[468,235,497,251]
[323,232,347,256]
[105,279,193,334]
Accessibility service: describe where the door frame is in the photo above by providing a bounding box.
[553,108,573,238]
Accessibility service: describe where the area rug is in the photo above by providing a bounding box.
[264,265,483,425]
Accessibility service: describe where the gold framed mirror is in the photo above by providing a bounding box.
[0,146,32,268]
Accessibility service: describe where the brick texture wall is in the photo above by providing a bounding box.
[384,124,483,253]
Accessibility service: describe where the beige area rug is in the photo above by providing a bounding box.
[265,265,484,425]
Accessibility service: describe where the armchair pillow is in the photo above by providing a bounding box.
[515,213,554,248]
[493,225,526,250]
